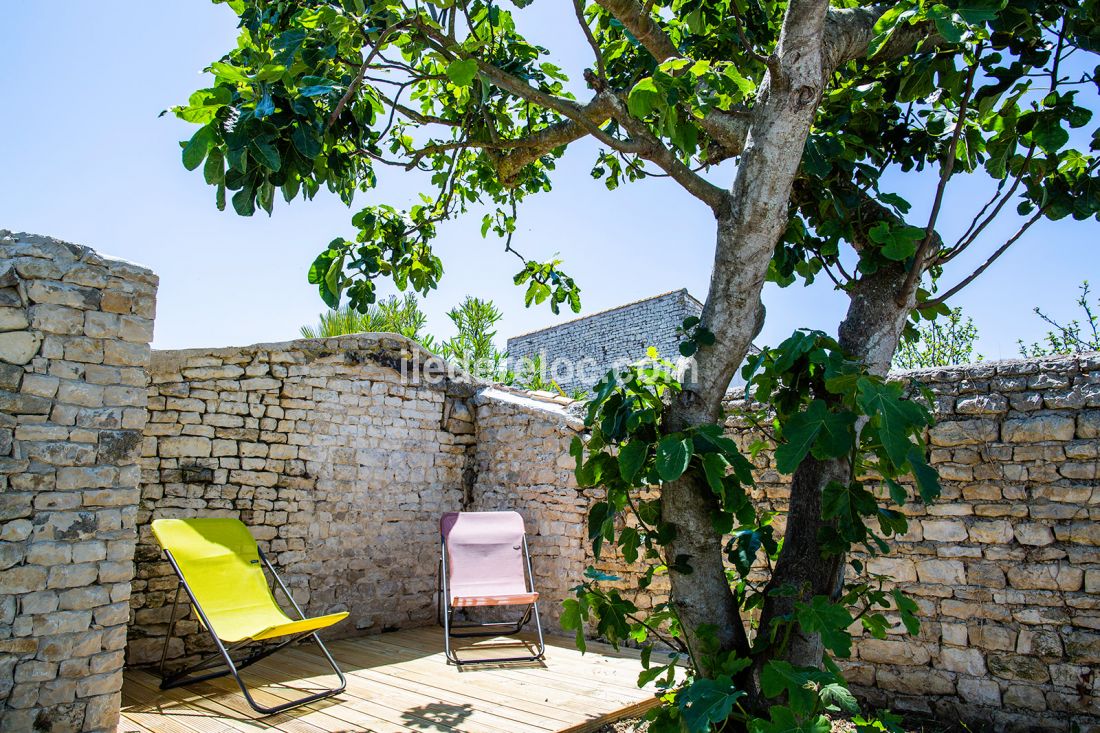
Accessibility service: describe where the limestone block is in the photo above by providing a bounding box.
[31,304,86,336]
[158,436,212,458]
[956,394,1008,415]
[988,652,1051,682]
[1054,522,1100,546]
[969,520,1014,544]
[26,280,101,310]
[929,419,999,446]
[922,520,969,542]
[0,331,42,365]
[1015,522,1055,546]
[957,677,1001,707]
[1007,563,1084,591]
[940,646,987,675]
[917,559,966,585]
[1002,414,1076,443]
[1003,684,1048,711]
[0,307,30,332]
[1077,410,1100,439]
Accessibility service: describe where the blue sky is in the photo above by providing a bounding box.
[1,2,1096,360]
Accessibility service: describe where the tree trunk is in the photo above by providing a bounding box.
[754,262,915,677]
[656,0,833,682]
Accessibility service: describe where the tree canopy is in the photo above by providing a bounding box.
[176,0,1099,728]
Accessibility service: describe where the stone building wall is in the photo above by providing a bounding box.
[128,335,478,668]
[459,354,1100,733]
[506,289,703,394]
[0,232,157,733]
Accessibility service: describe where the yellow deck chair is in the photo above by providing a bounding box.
[151,518,348,714]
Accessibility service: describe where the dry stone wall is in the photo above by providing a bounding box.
[506,289,703,394]
[0,232,157,733]
[463,354,1100,733]
[130,335,479,670]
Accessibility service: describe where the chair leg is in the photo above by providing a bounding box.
[443,603,546,666]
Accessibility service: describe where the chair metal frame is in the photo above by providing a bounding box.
[158,546,346,715]
[437,531,546,666]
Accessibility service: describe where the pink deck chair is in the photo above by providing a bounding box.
[438,511,545,665]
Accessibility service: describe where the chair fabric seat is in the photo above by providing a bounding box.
[210,607,350,643]
[451,592,538,609]
[151,518,348,642]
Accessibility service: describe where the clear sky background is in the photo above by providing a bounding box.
[1,2,1096,361]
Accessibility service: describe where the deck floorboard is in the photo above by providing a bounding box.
[118,627,662,733]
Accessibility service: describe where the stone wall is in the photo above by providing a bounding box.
[467,387,587,630]
[831,354,1100,732]
[0,232,157,733]
[129,335,479,669]
[506,289,703,394]
[458,354,1100,733]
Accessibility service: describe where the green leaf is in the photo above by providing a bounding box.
[248,138,281,172]
[760,662,817,716]
[892,588,921,635]
[775,400,856,474]
[933,17,964,43]
[292,125,321,159]
[203,148,225,185]
[182,125,215,171]
[795,596,855,658]
[755,707,831,733]
[323,252,344,301]
[445,58,479,86]
[856,378,927,466]
[618,526,641,563]
[655,435,691,482]
[676,676,744,733]
[700,452,729,497]
[231,186,255,216]
[907,445,941,502]
[628,77,661,118]
[618,439,648,482]
[1032,115,1069,153]
[820,682,859,713]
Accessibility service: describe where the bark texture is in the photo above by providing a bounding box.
[659,0,834,678]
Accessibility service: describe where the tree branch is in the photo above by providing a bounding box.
[573,0,606,80]
[327,19,414,131]
[925,209,1045,307]
[594,0,678,62]
[896,46,981,305]
[822,4,949,69]
[604,93,731,213]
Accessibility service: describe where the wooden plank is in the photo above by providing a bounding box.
[172,665,385,733]
[249,645,527,733]
[313,642,571,728]
[124,672,274,733]
[375,630,653,699]
[119,627,665,733]
[330,634,637,712]
[557,697,664,733]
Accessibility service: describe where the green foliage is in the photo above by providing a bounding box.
[436,296,507,380]
[774,0,1099,304]
[298,292,430,342]
[569,334,934,730]
[300,292,518,384]
[1019,280,1100,356]
[894,307,982,369]
[174,0,587,316]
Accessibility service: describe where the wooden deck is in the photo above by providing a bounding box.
[117,627,663,733]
